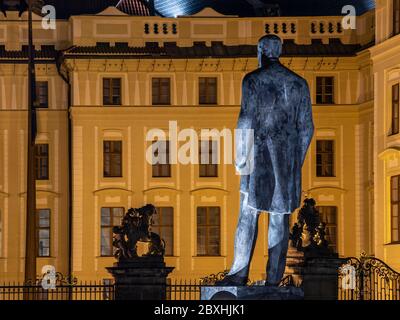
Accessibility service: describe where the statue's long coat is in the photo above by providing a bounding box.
[237,61,314,214]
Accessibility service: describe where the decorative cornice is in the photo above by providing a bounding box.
[306,186,348,194]
[378,146,400,160]
[143,186,182,193]
[190,187,229,195]
[93,187,133,194]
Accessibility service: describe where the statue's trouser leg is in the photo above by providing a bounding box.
[227,193,260,280]
[266,213,290,286]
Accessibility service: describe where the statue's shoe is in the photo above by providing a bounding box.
[215,274,248,286]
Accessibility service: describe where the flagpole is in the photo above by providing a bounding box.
[24,0,37,286]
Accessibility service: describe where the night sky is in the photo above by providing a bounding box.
[153,0,375,17]
[0,0,377,18]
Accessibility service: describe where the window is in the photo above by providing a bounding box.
[199,77,218,105]
[197,207,220,256]
[101,207,124,256]
[316,206,337,252]
[35,144,49,180]
[103,78,121,105]
[199,140,218,177]
[153,207,174,256]
[391,175,400,243]
[316,140,335,177]
[103,141,122,177]
[392,83,399,135]
[36,81,48,108]
[152,140,171,178]
[394,0,400,36]
[152,78,171,105]
[316,77,334,104]
[36,209,50,257]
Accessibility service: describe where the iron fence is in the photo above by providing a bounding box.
[338,255,400,300]
[166,279,201,300]
[2,256,399,301]
[0,280,114,301]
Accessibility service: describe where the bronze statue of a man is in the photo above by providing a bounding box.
[219,35,314,286]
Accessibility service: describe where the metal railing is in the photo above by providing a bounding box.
[166,279,201,300]
[2,256,399,301]
[0,279,114,301]
[338,254,400,300]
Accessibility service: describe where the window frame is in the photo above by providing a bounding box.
[199,139,218,178]
[391,83,399,136]
[36,208,51,257]
[199,77,218,105]
[153,207,174,256]
[100,207,124,257]
[196,206,221,256]
[316,140,335,178]
[35,143,49,180]
[316,76,335,105]
[103,78,122,106]
[394,0,400,36]
[103,140,123,178]
[152,77,171,105]
[36,81,49,108]
[391,175,400,244]
[152,140,171,178]
[316,206,338,252]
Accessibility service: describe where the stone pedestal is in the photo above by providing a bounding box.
[201,286,304,300]
[284,246,305,287]
[302,254,345,300]
[107,256,174,300]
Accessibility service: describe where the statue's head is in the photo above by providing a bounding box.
[258,35,282,67]
[140,204,157,217]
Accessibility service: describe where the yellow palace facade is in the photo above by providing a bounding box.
[0,0,399,283]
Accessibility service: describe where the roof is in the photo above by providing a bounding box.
[60,39,364,59]
[0,45,58,62]
[0,39,371,64]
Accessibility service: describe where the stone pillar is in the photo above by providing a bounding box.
[285,245,346,300]
[107,256,174,300]
[302,255,345,300]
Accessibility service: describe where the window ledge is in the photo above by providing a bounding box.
[385,242,400,246]
[388,133,400,139]
[314,176,338,179]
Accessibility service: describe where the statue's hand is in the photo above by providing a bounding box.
[235,159,247,169]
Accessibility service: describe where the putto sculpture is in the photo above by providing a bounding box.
[113,204,165,259]
[290,198,332,253]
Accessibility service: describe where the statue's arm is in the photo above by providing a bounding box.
[297,82,315,166]
[235,77,254,171]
